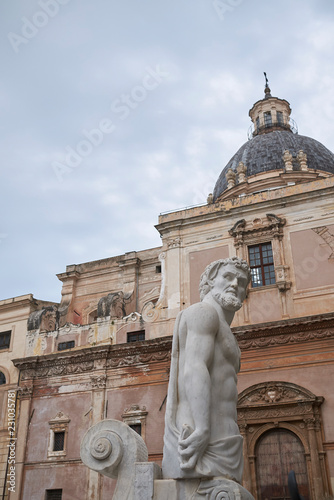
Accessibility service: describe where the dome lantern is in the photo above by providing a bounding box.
[248,74,297,138]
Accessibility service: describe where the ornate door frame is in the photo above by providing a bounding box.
[237,381,330,500]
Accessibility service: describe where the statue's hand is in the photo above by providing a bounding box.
[178,425,209,471]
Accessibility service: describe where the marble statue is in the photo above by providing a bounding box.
[80,257,255,499]
[162,257,251,486]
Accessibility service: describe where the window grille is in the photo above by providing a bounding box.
[248,243,276,287]
[277,111,283,125]
[127,331,145,343]
[264,111,272,127]
[0,331,11,350]
[57,340,75,351]
[53,431,65,452]
[45,490,62,500]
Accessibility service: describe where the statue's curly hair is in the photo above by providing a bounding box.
[199,256,251,301]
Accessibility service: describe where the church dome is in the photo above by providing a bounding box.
[212,79,334,202]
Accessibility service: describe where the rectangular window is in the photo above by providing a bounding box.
[276,111,283,125]
[155,265,162,273]
[129,423,142,435]
[45,490,62,500]
[53,431,65,452]
[0,331,11,350]
[57,340,75,351]
[256,116,260,131]
[127,331,145,343]
[248,243,276,287]
[264,111,272,127]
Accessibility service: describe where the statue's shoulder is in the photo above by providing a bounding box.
[181,301,219,330]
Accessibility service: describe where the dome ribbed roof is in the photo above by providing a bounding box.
[213,130,334,201]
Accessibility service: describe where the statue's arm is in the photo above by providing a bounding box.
[178,303,218,470]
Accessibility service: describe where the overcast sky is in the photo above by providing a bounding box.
[1,0,334,303]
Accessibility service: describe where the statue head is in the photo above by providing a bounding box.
[199,257,251,311]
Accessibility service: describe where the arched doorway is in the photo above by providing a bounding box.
[256,428,309,500]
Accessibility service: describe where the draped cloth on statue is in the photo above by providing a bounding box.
[162,312,243,483]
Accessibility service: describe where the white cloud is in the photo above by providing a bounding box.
[1,0,334,302]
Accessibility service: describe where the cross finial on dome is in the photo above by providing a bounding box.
[263,72,272,98]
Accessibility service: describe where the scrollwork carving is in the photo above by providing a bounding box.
[237,327,334,350]
[80,419,148,500]
[193,477,254,499]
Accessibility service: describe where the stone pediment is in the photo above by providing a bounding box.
[229,213,286,241]
[238,381,317,407]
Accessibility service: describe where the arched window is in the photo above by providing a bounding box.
[0,371,6,385]
[256,429,310,500]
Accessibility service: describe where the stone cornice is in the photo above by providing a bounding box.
[234,312,334,350]
[156,176,334,232]
[12,336,173,380]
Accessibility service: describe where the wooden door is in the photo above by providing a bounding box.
[256,429,310,500]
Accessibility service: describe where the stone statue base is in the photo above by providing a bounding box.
[80,419,255,500]
[153,475,255,499]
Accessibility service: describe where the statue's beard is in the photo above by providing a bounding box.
[213,291,242,312]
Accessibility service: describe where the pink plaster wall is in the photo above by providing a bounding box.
[189,245,229,304]
[26,392,91,462]
[247,287,282,324]
[21,463,88,500]
[107,382,168,455]
[290,225,334,290]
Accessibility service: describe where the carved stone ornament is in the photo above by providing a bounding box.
[80,420,254,499]
[80,419,148,500]
[236,325,334,351]
[49,411,70,425]
[123,312,142,322]
[27,305,59,332]
[193,477,254,499]
[141,300,161,323]
[97,291,131,319]
[18,385,33,399]
[207,193,214,205]
[122,405,147,419]
[283,149,293,171]
[167,238,181,249]
[236,161,247,183]
[229,213,286,243]
[275,264,291,291]
[312,226,334,260]
[226,168,237,189]
[238,382,311,407]
[297,149,308,171]
[14,337,172,380]
[90,374,107,389]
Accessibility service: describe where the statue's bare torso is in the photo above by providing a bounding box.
[162,260,249,482]
[177,301,240,444]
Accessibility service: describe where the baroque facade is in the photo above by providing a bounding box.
[1,84,334,500]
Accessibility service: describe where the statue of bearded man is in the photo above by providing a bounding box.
[162,256,251,484]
